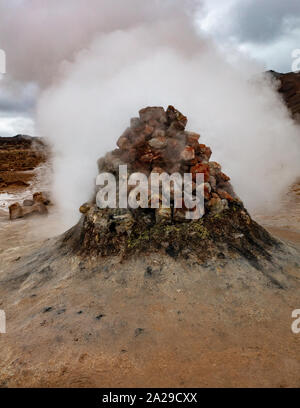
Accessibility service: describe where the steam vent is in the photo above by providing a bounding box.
[73,106,279,265]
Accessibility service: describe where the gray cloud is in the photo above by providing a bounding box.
[229,0,300,44]
[200,0,300,72]
[0,77,38,113]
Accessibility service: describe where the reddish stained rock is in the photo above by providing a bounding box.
[185,131,200,142]
[139,107,167,124]
[166,105,187,130]
[117,136,130,150]
[130,117,142,129]
[153,129,166,138]
[190,163,210,182]
[132,134,146,149]
[140,150,161,163]
[94,105,239,221]
[180,146,195,162]
[166,138,182,151]
[196,144,212,161]
[186,133,201,150]
[209,175,217,191]
[208,161,222,176]
[204,146,212,160]
[148,136,167,150]
[143,124,154,137]
[203,183,212,200]
[207,196,229,214]
[217,189,234,201]
[219,172,231,182]
[121,148,137,162]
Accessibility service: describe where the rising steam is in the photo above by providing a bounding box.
[6,0,297,227]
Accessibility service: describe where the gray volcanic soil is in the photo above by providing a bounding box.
[0,188,300,387]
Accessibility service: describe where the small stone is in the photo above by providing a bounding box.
[33,192,50,205]
[217,189,234,201]
[209,175,217,191]
[9,203,23,220]
[143,124,154,136]
[120,148,137,162]
[148,136,167,150]
[180,146,195,162]
[208,161,222,177]
[203,182,212,200]
[208,197,228,215]
[153,129,166,138]
[185,131,200,141]
[117,136,130,150]
[218,172,231,182]
[130,117,142,128]
[166,105,187,130]
[185,132,201,149]
[204,146,212,160]
[139,107,167,124]
[190,163,210,182]
[131,134,146,149]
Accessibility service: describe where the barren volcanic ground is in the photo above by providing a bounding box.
[0,186,299,388]
[0,105,300,387]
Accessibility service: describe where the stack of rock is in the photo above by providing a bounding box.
[96,105,238,221]
[76,106,279,259]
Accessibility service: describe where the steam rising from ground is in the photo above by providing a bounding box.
[35,1,300,227]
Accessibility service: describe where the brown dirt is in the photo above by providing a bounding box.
[0,185,299,388]
[0,135,48,193]
[269,71,300,121]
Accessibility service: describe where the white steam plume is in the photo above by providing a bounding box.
[33,1,300,228]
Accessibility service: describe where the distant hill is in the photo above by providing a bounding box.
[269,70,300,121]
[0,134,48,192]
[0,134,45,149]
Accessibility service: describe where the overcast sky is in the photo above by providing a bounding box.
[0,0,299,137]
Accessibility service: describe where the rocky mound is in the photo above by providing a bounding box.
[0,108,299,388]
[269,70,300,121]
[72,106,279,268]
[0,135,47,172]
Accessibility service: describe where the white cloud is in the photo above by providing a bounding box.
[0,114,35,137]
[199,0,300,72]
